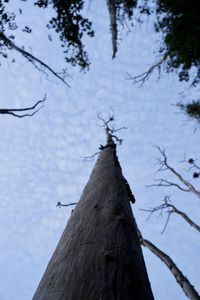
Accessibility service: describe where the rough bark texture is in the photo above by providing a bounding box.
[33,138,154,300]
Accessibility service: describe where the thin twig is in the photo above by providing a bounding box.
[81,152,100,161]
[82,113,127,161]
[141,196,200,233]
[147,178,190,192]
[97,112,127,145]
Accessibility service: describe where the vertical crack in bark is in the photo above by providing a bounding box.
[114,223,119,300]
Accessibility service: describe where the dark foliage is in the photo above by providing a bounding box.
[177,100,200,124]
[34,0,94,70]
[116,0,137,21]
[155,0,200,86]
[0,0,94,70]
[0,0,16,61]
[0,0,136,71]
[0,0,199,83]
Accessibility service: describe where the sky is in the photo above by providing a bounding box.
[0,2,199,300]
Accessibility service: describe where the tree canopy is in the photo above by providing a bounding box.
[155,0,200,86]
[0,0,200,121]
[0,0,199,78]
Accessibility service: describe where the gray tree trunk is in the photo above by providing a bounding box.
[33,138,154,300]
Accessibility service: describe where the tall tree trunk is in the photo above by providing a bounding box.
[33,137,154,300]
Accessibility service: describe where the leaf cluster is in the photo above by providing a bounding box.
[116,0,137,23]
[155,0,200,86]
[35,0,94,70]
[0,0,95,70]
[177,100,200,125]
[0,0,199,84]
[0,0,137,70]
[0,0,16,61]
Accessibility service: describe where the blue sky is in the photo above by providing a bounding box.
[0,2,199,299]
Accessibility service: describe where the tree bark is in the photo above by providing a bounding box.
[33,138,154,300]
[107,0,118,58]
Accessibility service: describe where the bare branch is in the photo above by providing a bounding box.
[82,113,127,161]
[141,196,200,234]
[97,112,115,128]
[147,178,190,192]
[140,196,174,233]
[138,229,200,300]
[155,146,200,200]
[112,126,128,132]
[97,112,127,145]
[0,32,70,87]
[126,52,168,86]
[172,206,200,233]
[0,94,46,118]
[193,162,200,172]
[56,202,77,208]
[161,211,171,234]
[81,152,100,161]
[182,157,200,170]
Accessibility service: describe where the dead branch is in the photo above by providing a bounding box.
[107,0,118,58]
[154,146,200,200]
[0,94,46,118]
[138,229,200,300]
[97,112,127,145]
[126,52,168,85]
[192,161,200,172]
[97,112,114,128]
[82,113,126,161]
[147,179,190,192]
[0,32,70,87]
[56,202,77,208]
[141,196,200,234]
[170,204,200,233]
[81,151,100,161]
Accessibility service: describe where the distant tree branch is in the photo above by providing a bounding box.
[0,32,70,87]
[154,146,200,200]
[107,0,118,58]
[126,52,168,85]
[141,196,200,234]
[138,229,200,300]
[190,161,200,172]
[147,178,190,192]
[0,94,46,118]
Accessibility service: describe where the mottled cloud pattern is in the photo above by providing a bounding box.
[0,3,199,300]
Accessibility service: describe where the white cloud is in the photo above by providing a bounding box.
[0,2,199,299]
